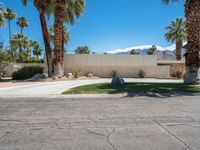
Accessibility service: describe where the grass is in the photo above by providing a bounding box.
[62,82,200,94]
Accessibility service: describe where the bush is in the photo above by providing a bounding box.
[74,70,81,78]
[0,70,8,77]
[12,66,43,80]
[172,71,183,79]
[111,70,118,78]
[137,70,145,78]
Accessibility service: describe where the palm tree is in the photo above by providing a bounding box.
[147,45,157,55]
[21,0,53,77]
[130,49,138,55]
[46,0,85,76]
[165,18,186,60]
[162,0,200,84]
[16,17,29,34]
[48,25,70,45]
[10,33,30,62]
[3,8,16,42]
[31,41,42,58]
[0,5,5,27]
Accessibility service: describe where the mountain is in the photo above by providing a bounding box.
[107,43,186,60]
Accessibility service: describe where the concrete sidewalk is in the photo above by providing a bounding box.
[0,78,183,97]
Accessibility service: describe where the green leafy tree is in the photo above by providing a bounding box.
[0,43,11,79]
[147,45,157,55]
[16,17,29,34]
[165,18,186,60]
[4,8,16,42]
[130,49,138,55]
[75,46,90,54]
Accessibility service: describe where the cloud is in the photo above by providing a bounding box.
[107,42,187,54]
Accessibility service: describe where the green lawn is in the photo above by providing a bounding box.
[62,82,200,94]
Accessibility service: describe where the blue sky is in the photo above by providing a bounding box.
[0,0,184,53]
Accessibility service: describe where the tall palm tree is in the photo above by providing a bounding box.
[46,0,85,76]
[0,5,5,27]
[21,0,53,77]
[165,18,186,60]
[48,25,70,45]
[3,8,16,42]
[31,41,42,58]
[16,17,29,34]
[162,0,200,84]
[10,33,30,62]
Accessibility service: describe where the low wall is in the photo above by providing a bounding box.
[64,65,170,78]
[157,60,185,76]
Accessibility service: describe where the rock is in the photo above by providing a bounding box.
[58,75,62,79]
[111,77,125,86]
[52,76,57,80]
[42,73,48,78]
[67,73,73,78]
[87,73,94,77]
[32,73,43,79]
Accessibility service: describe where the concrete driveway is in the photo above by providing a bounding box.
[0,78,182,97]
[0,95,199,150]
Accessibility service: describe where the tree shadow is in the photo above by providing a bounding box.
[96,82,200,98]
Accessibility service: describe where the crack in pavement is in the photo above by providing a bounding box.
[105,128,117,150]
[152,119,194,150]
[85,128,117,150]
[85,128,107,137]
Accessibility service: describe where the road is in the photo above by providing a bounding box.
[0,95,199,150]
[0,78,182,96]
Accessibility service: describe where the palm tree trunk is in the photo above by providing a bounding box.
[18,45,23,63]
[184,0,200,84]
[8,20,11,42]
[39,13,53,76]
[176,40,182,61]
[34,0,53,77]
[53,0,65,77]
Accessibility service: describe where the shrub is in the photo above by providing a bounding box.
[172,71,183,79]
[137,70,145,78]
[12,66,43,80]
[24,57,44,63]
[74,70,81,78]
[0,70,8,77]
[111,70,118,78]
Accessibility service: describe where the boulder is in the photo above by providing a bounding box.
[111,77,125,86]
[87,73,94,77]
[52,76,57,80]
[67,73,73,78]
[42,73,48,78]
[32,73,43,79]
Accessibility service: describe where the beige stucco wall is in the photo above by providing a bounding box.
[64,66,170,78]
[157,60,186,76]
[64,54,157,67]
[63,54,170,78]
